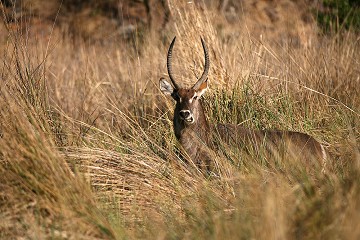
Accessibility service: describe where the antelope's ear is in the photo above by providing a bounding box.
[195,79,208,98]
[159,77,174,95]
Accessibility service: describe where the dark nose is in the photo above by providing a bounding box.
[179,110,190,119]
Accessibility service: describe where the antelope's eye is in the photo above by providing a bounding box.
[173,92,180,101]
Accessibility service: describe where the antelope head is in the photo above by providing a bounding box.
[159,37,210,125]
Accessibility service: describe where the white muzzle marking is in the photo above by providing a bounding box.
[179,110,194,124]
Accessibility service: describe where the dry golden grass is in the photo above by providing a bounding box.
[1,1,360,239]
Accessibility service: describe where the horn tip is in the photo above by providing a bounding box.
[200,37,207,48]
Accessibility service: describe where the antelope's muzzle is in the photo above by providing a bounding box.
[179,110,194,124]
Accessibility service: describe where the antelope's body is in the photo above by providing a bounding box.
[160,37,326,174]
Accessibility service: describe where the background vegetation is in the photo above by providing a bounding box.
[316,0,360,32]
[0,0,359,239]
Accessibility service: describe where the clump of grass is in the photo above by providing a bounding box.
[0,29,117,239]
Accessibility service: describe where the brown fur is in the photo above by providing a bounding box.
[214,123,325,171]
[163,83,326,175]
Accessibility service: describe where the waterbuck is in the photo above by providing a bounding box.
[159,37,327,174]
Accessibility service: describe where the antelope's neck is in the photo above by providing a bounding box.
[173,104,210,145]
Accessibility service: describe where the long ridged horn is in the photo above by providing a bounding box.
[167,36,180,89]
[192,37,210,90]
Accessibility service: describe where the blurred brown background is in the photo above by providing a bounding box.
[1,0,331,46]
